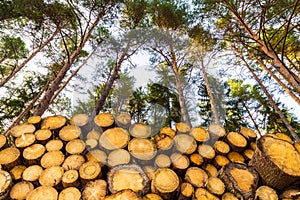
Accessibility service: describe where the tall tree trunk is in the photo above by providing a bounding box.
[222,0,300,95]
[4,80,51,136]
[94,40,131,115]
[170,49,191,127]
[200,59,221,125]
[33,16,102,116]
[0,28,59,88]
[236,49,300,142]
[241,100,262,137]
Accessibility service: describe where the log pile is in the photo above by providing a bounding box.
[0,113,300,199]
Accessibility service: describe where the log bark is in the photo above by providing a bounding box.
[9,181,34,200]
[82,179,107,200]
[279,186,300,199]
[99,127,130,151]
[249,135,300,190]
[0,170,12,200]
[129,122,152,138]
[26,186,58,200]
[218,162,259,199]
[107,164,150,195]
[0,147,21,170]
[151,168,180,200]
[58,187,81,200]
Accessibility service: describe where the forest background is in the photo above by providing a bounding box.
[0,0,299,141]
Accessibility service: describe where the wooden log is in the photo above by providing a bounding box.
[143,165,156,181]
[255,185,278,200]
[154,154,171,168]
[129,122,152,138]
[85,138,98,150]
[9,181,34,200]
[175,122,191,134]
[70,113,91,135]
[35,129,52,144]
[26,186,58,200]
[41,115,66,130]
[226,132,248,152]
[59,125,81,141]
[174,134,197,155]
[128,138,157,161]
[107,164,150,195]
[206,177,225,196]
[221,192,239,200]
[143,193,163,200]
[279,186,300,199]
[151,168,180,200]
[177,182,194,200]
[198,144,215,160]
[0,135,7,150]
[0,147,21,170]
[107,149,131,167]
[294,142,300,154]
[249,135,300,190]
[62,169,80,188]
[22,165,43,185]
[189,127,210,143]
[243,149,254,162]
[103,189,140,200]
[94,113,115,130]
[250,141,257,151]
[208,124,226,142]
[82,179,107,200]
[23,144,46,166]
[39,166,64,188]
[45,139,64,152]
[27,115,42,126]
[10,123,36,138]
[79,161,102,185]
[189,153,204,167]
[15,133,36,148]
[159,127,176,139]
[239,127,257,142]
[65,139,86,155]
[85,149,107,166]
[227,151,245,163]
[62,154,85,171]
[10,165,26,182]
[99,127,130,151]
[214,155,230,169]
[276,133,293,143]
[115,113,132,129]
[184,167,208,188]
[58,187,81,200]
[214,140,230,155]
[170,153,190,173]
[154,134,173,151]
[203,164,218,177]
[0,170,12,200]
[86,130,101,140]
[218,162,259,199]
[194,188,219,200]
[40,150,65,168]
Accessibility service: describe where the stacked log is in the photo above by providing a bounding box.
[0,113,300,200]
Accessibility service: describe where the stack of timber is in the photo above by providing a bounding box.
[0,113,300,200]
